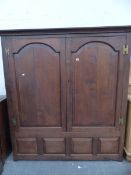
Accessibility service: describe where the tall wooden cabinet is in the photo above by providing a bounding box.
[1,27,131,160]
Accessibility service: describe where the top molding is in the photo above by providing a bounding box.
[0,26,131,36]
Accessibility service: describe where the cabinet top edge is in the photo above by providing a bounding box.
[1,26,131,36]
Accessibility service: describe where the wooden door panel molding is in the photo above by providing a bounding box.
[16,138,37,154]
[11,37,63,53]
[71,40,119,53]
[67,35,126,131]
[100,137,119,154]
[7,37,66,129]
[13,42,59,54]
[71,137,120,155]
[44,138,65,154]
[71,35,125,52]
[16,137,66,155]
[15,136,120,157]
[71,138,92,154]
[71,42,118,127]
[13,43,62,127]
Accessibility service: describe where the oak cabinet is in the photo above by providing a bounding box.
[1,27,130,160]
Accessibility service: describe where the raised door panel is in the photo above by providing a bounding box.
[15,137,66,157]
[71,138,92,154]
[72,42,117,126]
[16,138,37,154]
[7,37,66,129]
[99,137,119,154]
[14,44,61,126]
[44,138,65,154]
[70,137,120,159]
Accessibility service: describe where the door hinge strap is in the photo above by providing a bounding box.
[119,116,124,125]
[123,44,128,55]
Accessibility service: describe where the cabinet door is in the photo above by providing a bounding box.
[66,34,129,159]
[3,36,67,158]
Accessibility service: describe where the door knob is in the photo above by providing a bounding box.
[76,58,79,62]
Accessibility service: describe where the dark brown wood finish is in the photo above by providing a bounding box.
[66,34,128,160]
[2,36,67,159]
[0,96,11,173]
[67,35,126,129]
[0,25,131,36]
[12,37,66,128]
[1,27,130,160]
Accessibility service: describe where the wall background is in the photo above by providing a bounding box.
[0,0,131,95]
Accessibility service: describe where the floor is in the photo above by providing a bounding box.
[2,154,131,175]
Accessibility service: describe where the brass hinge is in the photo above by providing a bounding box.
[123,44,128,55]
[119,116,124,125]
[5,48,10,56]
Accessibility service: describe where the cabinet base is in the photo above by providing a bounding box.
[124,148,131,162]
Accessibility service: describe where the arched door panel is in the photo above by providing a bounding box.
[9,37,66,130]
[72,42,118,126]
